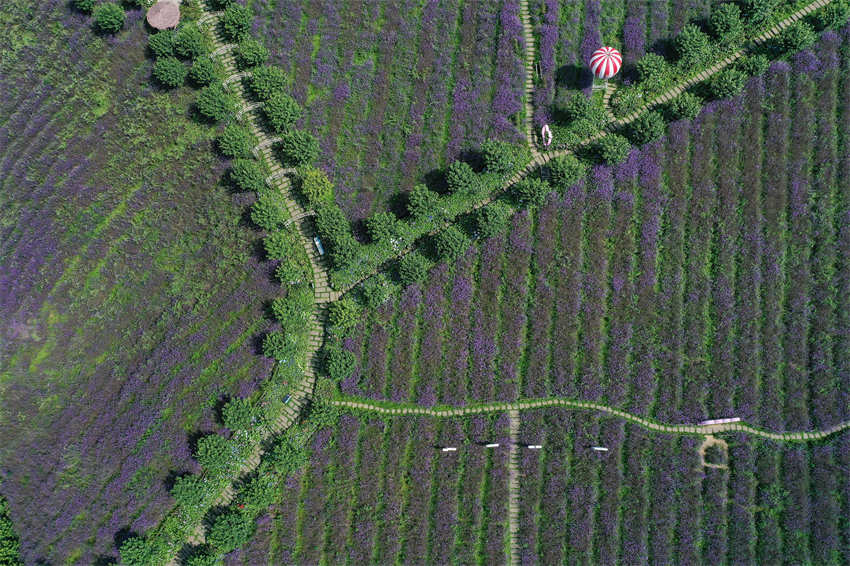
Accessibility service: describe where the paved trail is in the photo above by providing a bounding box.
[507,409,520,566]
[331,398,850,442]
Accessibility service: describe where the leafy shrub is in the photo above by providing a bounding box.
[229,159,266,192]
[271,285,313,330]
[736,54,769,77]
[776,21,816,52]
[247,65,288,101]
[174,23,207,59]
[264,92,302,133]
[119,536,169,566]
[170,474,212,515]
[296,166,333,206]
[307,398,340,428]
[196,83,236,122]
[276,130,319,167]
[481,139,523,175]
[359,273,393,308]
[814,1,850,30]
[407,184,441,220]
[322,345,356,381]
[635,53,671,92]
[251,192,288,230]
[476,201,513,239]
[185,550,222,566]
[195,434,235,474]
[315,204,351,245]
[707,68,746,99]
[238,474,277,512]
[434,225,471,261]
[92,3,125,34]
[675,24,712,69]
[148,31,175,58]
[561,92,591,120]
[629,110,665,146]
[235,39,269,69]
[547,154,586,191]
[152,57,187,88]
[220,4,253,41]
[267,434,308,473]
[0,498,21,566]
[742,0,779,25]
[710,3,744,46]
[189,56,218,86]
[264,230,297,260]
[366,212,401,245]
[596,134,631,165]
[610,86,644,117]
[445,160,480,194]
[667,92,703,120]
[398,252,430,286]
[217,124,256,159]
[328,297,361,334]
[222,397,258,430]
[512,177,551,208]
[262,331,301,360]
[207,509,255,553]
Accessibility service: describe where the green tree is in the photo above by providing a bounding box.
[217,124,256,159]
[251,192,288,230]
[152,56,187,88]
[235,39,269,69]
[481,139,524,175]
[207,509,255,553]
[276,130,319,167]
[174,23,207,59]
[398,252,430,286]
[267,434,308,473]
[220,3,252,41]
[407,184,440,220]
[675,24,712,69]
[229,158,266,192]
[776,21,816,52]
[92,3,125,34]
[328,297,361,334]
[561,92,591,120]
[667,92,703,120]
[264,92,302,133]
[247,65,288,100]
[195,434,235,474]
[148,30,175,58]
[118,536,168,566]
[307,399,340,429]
[185,550,222,566]
[445,160,480,195]
[315,205,357,267]
[629,110,665,146]
[596,134,631,165]
[71,0,96,13]
[238,474,278,512]
[707,68,746,99]
[547,154,586,192]
[359,273,393,308]
[264,230,296,260]
[710,3,744,46]
[275,255,311,286]
[271,285,313,330]
[262,330,302,360]
[743,0,779,25]
[189,56,219,86]
[323,345,356,381]
[434,225,471,261]
[170,474,212,516]
[476,201,513,239]
[366,211,401,245]
[635,53,671,91]
[512,177,551,208]
[222,397,258,430]
[296,166,333,206]
[0,498,21,566]
[736,54,769,77]
[815,1,850,30]
[196,83,236,122]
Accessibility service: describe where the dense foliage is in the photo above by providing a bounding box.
[0,498,21,566]
[92,3,125,34]
[152,56,188,88]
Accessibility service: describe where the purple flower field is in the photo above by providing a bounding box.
[249,0,526,221]
[1,2,280,562]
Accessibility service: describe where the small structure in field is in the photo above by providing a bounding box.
[147,0,180,30]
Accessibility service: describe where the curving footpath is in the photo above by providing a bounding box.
[330,398,850,442]
[337,0,836,296]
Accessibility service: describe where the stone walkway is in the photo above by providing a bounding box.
[330,398,850,442]
[519,0,539,160]
[507,409,520,566]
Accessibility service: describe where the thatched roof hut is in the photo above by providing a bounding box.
[146,0,180,30]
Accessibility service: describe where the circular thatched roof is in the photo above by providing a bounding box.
[147,0,180,30]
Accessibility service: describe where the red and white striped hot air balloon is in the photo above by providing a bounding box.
[589,46,622,80]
